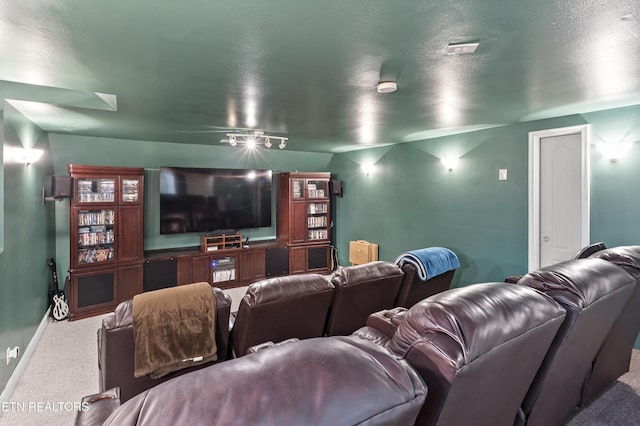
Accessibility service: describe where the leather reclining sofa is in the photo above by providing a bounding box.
[80,246,640,426]
[97,259,456,403]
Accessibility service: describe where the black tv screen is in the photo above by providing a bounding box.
[159,167,272,235]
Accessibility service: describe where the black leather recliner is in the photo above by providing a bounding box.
[582,246,640,403]
[515,258,636,425]
[87,336,427,426]
[229,273,335,356]
[355,282,567,426]
[325,261,404,336]
[98,285,232,403]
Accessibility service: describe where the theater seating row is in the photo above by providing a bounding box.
[97,258,458,403]
[82,245,640,426]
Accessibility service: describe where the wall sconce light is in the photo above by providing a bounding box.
[3,146,44,165]
[597,142,633,162]
[221,131,288,150]
[440,155,459,171]
[361,163,375,176]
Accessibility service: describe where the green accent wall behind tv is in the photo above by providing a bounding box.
[48,134,333,275]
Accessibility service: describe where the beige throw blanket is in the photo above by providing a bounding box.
[133,282,217,379]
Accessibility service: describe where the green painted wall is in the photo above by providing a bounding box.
[49,134,333,275]
[327,115,586,285]
[328,104,640,346]
[0,104,55,392]
[586,105,640,246]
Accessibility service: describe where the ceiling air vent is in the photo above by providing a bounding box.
[445,42,479,54]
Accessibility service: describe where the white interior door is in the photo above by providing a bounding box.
[539,133,583,266]
[528,125,590,270]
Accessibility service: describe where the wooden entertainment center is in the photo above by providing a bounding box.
[66,165,332,320]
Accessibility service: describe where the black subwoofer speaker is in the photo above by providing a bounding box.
[265,246,289,277]
[144,259,177,292]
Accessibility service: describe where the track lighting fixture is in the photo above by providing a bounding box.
[221,131,288,149]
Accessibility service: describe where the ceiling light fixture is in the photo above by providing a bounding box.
[377,81,398,94]
[221,131,288,149]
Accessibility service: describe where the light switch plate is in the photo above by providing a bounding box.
[498,169,508,181]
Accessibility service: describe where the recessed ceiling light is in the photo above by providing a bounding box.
[377,81,398,94]
[445,42,480,54]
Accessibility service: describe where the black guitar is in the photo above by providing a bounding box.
[48,258,69,321]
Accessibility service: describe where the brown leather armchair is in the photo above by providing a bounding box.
[98,286,231,403]
[229,273,334,357]
[86,336,426,426]
[582,246,640,404]
[362,282,566,426]
[325,261,404,336]
[515,258,636,426]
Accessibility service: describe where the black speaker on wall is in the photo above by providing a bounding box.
[330,179,343,197]
[51,176,73,198]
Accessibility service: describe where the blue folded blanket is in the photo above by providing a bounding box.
[395,247,460,281]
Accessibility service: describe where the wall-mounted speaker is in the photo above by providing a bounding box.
[51,176,72,198]
[330,179,343,197]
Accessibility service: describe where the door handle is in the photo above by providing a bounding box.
[543,236,550,242]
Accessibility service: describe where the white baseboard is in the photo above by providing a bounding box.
[0,308,51,405]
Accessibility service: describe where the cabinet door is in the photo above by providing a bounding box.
[289,246,307,274]
[238,250,265,281]
[118,205,143,262]
[291,202,307,243]
[120,175,143,205]
[307,245,330,272]
[69,268,117,320]
[75,176,117,204]
[74,208,116,268]
[192,256,211,284]
[118,263,143,302]
[306,201,329,241]
[176,257,194,285]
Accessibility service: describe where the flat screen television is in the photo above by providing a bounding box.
[159,167,272,235]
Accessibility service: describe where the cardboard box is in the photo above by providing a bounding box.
[349,240,379,265]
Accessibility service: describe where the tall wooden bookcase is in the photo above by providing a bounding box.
[67,165,144,320]
[277,172,331,274]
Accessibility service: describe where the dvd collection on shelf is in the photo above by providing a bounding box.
[77,178,115,203]
[122,179,139,202]
[78,226,114,246]
[308,202,327,214]
[78,247,115,264]
[78,210,115,226]
[307,216,327,228]
[308,229,328,240]
[293,180,303,198]
[306,183,325,198]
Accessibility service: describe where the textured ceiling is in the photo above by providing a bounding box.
[1,0,639,153]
